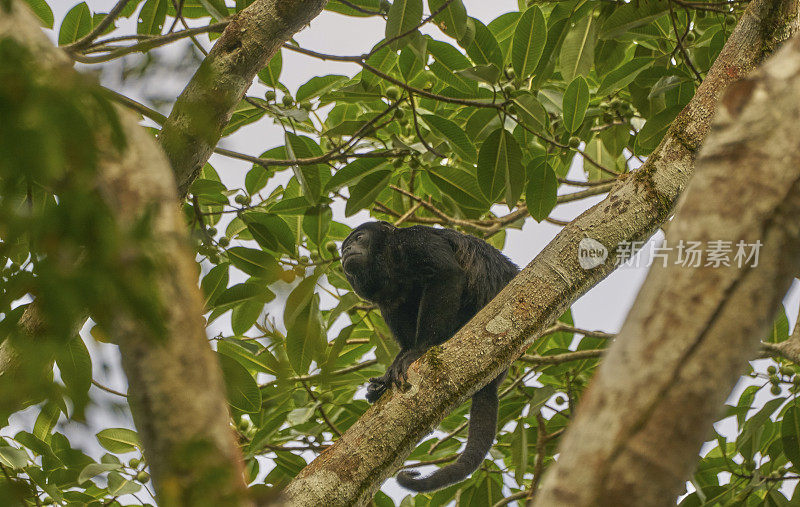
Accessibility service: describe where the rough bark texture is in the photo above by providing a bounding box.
[2,4,250,505]
[157,0,327,197]
[281,1,800,504]
[535,33,800,507]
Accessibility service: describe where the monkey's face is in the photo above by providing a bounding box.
[340,229,369,272]
[340,222,393,301]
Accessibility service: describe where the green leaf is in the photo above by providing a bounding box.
[512,6,546,79]
[214,282,275,313]
[399,33,428,80]
[201,264,229,308]
[269,196,313,215]
[23,0,54,28]
[765,306,790,343]
[198,0,229,20]
[456,63,501,84]
[422,114,477,162]
[137,0,167,35]
[228,247,280,280]
[526,158,558,222]
[285,133,323,203]
[513,92,548,133]
[596,58,654,96]
[325,0,381,17]
[511,420,528,485]
[96,428,140,454]
[478,129,524,205]
[222,100,267,136]
[303,205,333,245]
[218,340,278,375]
[297,75,349,102]
[33,403,61,442]
[258,49,282,87]
[428,39,477,93]
[55,336,92,400]
[245,166,271,195]
[363,40,399,86]
[219,354,261,413]
[562,76,589,133]
[78,463,122,484]
[599,0,670,40]
[428,165,489,214]
[559,14,596,83]
[428,0,468,40]
[243,212,296,254]
[635,106,682,155]
[231,299,263,335]
[326,158,388,193]
[107,471,141,495]
[466,18,503,68]
[385,0,423,49]
[782,405,800,473]
[286,297,326,375]
[58,2,92,45]
[345,169,392,217]
[283,273,322,329]
[0,447,28,469]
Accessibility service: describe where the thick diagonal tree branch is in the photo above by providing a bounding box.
[157,0,327,197]
[2,3,250,504]
[281,0,800,504]
[535,32,800,506]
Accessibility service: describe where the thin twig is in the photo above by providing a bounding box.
[65,0,132,50]
[92,379,127,397]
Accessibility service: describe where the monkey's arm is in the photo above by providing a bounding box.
[366,236,465,402]
[379,252,465,388]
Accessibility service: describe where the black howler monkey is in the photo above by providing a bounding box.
[340,221,518,492]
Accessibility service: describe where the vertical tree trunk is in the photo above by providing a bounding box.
[535,32,800,507]
[2,3,250,504]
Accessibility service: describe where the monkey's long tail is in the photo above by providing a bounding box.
[395,381,499,492]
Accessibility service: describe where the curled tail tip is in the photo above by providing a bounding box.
[395,470,423,491]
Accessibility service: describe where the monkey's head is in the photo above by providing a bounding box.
[340,221,395,301]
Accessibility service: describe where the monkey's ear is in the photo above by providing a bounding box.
[376,221,396,231]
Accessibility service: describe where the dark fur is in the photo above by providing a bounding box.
[340,222,518,492]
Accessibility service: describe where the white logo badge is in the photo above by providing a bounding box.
[578,238,608,270]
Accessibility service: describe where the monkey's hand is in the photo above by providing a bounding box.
[365,349,425,403]
[365,378,388,403]
[385,348,424,389]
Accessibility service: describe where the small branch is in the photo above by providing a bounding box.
[68,22,229,63]
[669,1,703,81]
[394,201,423,226]
[92,379,128,397]
[559,177,617,187]
[492,490,529,507]
[408,93,445,158]
[303,382,342,437]
[282,43,504,109]
[64,0,132,50]
[519,349,604,366]
[259,359,379,386]
[335,0,383,15]
[103,87,168,124]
